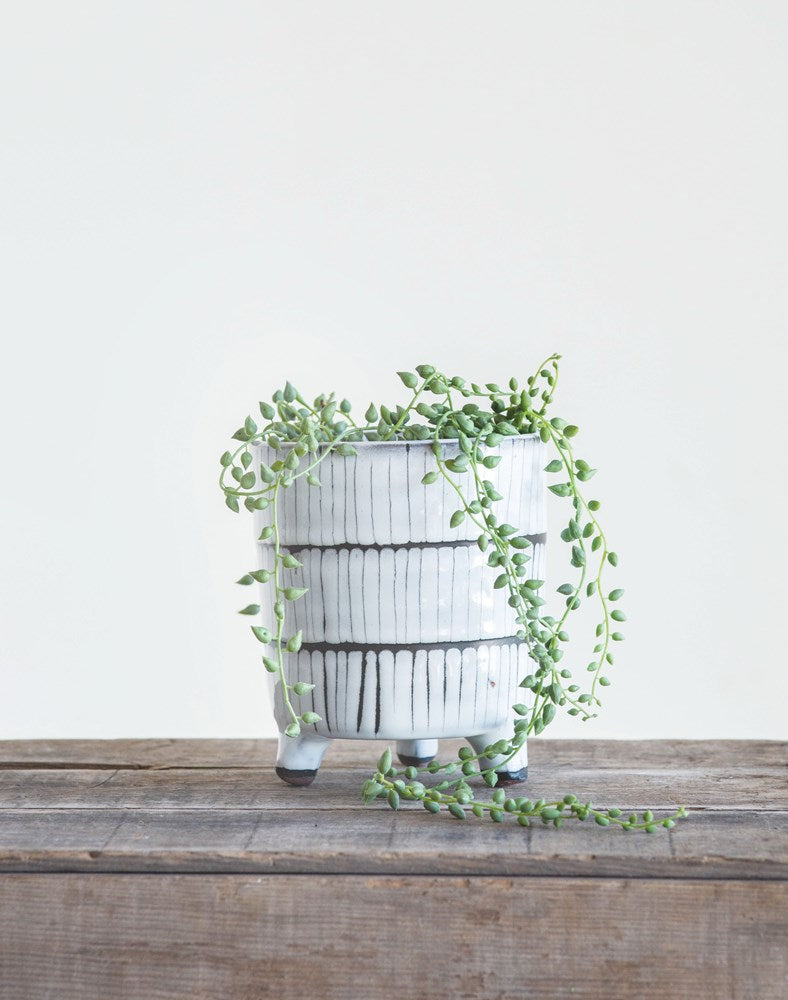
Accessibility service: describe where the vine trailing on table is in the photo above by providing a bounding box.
[219,355,687,832]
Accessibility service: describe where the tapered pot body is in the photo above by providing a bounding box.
[253,435,546,743]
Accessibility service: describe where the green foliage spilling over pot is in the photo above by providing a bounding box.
[219,355,687,832]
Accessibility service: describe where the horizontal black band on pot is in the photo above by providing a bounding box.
[297,635,528,655]
[257,533,547,555]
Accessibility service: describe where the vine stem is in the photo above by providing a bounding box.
[271,479,299,728]
[536,417,611,705]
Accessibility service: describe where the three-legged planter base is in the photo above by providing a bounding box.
[275,728,527,787]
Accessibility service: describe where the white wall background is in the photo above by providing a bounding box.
[1,2,785,740]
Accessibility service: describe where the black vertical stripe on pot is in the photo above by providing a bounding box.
[425,654,430,727]
[322,657,331,733]
[368,459,375,545]
[405,443,411,543]
[345,548,353,642]
[329,456,335,546]
[336,546,341,644]
[342,453,349,543]
[334,653,347,728]
[457,648,464,730]
[374,658,381,735]
[391,548,398,643]
[319,550,328,639]
[356,655,367,732]
[360,550,368,643]
[309,653,318,732]
[317,459,324,547]
[403,547,409,640]
[353,454,359,544]
[410,657,415,731]
[418,547,424,640]
[387,451,393,542]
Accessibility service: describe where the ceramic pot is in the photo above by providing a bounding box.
[252,434,546,785]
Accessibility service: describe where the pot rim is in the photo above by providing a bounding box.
[256,431,541,450]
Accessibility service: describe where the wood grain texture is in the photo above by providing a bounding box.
[1,808,786,879]
[0,739,785,880]
[1,740,785,998]
[0,874,785,1000]
[1,761,784,810]
[0,737,783,769]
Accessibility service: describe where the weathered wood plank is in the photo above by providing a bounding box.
[0,808,785,879]
[0,738,783,771]
[0,763,783,811]
[0,874,784,1000]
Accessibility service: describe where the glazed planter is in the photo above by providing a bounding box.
[253,435,546,785]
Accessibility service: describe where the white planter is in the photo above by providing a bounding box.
[252,435,546,785]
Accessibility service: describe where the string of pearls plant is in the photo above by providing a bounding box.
[219,355,687,833]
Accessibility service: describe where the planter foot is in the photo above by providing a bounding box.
[275,766,318,787]
[396,739,438,769]
[275,730,330,786]
[491,766,528,786]
[466,727,527,784]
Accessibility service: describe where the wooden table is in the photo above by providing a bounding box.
[0,739,785,999]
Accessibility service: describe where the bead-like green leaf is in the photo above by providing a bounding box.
[286,630,303,652]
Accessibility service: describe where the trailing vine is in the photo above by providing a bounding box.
[219,355,687,832]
